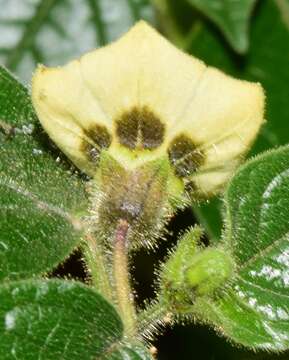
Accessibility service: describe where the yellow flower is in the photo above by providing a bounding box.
[32,21,264,197]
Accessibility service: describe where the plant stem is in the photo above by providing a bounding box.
[113,219,137,337]
[84,232,113,303]
[137,299,173,339]
[84,219,137,335]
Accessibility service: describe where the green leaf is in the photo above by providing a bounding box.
[0,66,36,127]
[0,0,154,83]
[0,279,151,359]
[194,146,289,351]
[0,66,88,281]
[186,0,257,53]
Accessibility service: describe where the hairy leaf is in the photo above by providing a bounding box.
[0,66,88,281]
[0,279,151,359]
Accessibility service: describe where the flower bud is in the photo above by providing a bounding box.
[185,248,234,296]
[161,231,234,309]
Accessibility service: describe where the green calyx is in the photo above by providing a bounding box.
[160,228,235,311]
[88,151,186,249]
[161,226,202,287]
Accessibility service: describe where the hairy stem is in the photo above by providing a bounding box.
[84,232,113,303]
[138,298,173,338]
[113,219,137,336]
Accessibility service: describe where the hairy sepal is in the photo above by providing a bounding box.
[160,228,235,313]
[88,152,180,250]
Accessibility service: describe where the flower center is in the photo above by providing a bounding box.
[115,106,165,150]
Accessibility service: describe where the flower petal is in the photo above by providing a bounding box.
[79,21,206,132]
[179,68,265,194]
[32,63,113,175]
[32,20,265,194]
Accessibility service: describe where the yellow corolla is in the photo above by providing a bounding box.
[32,21,264,198]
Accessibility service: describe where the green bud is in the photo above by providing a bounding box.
[160,230,234,311]
[185,248,234,296]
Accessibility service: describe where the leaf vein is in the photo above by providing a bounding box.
[0,177,82,229]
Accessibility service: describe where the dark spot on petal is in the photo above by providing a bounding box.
[168,134,204,177]
[115,106,165,150]
[83,124,111,149]
[81,124,111,163]
[115,109,138,149]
